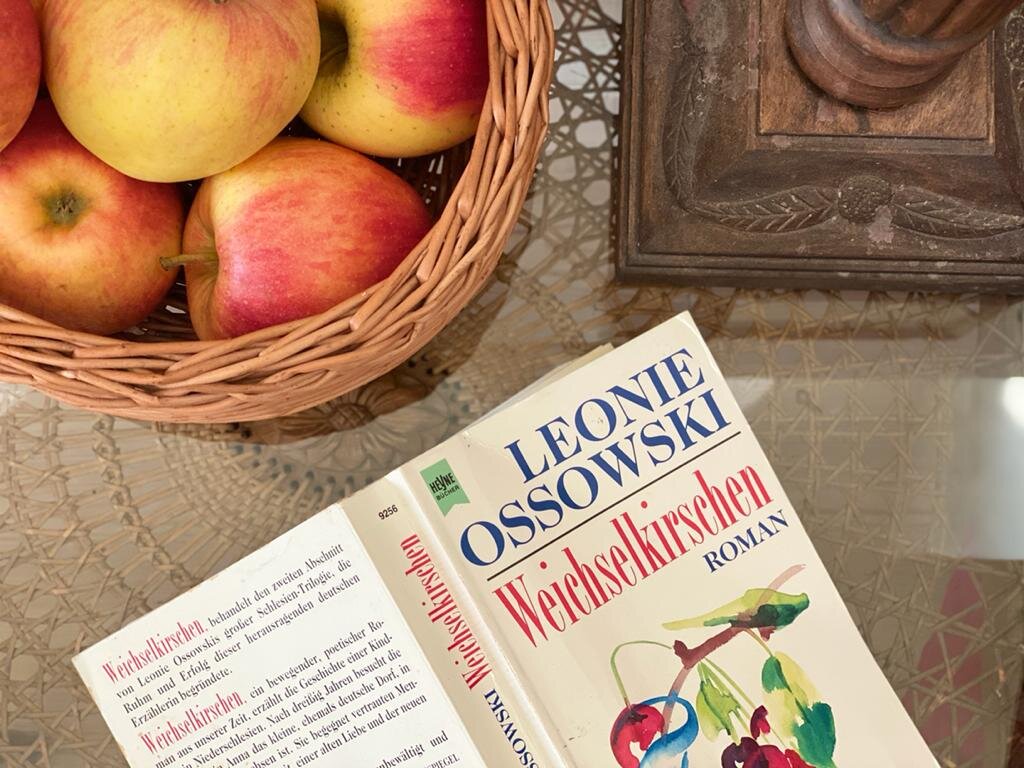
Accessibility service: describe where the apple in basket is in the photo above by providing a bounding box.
[41,0,320,182]
[0,102,183,335]
[302,0,489,158]
[172,138,433,341]
[0,0,41,152]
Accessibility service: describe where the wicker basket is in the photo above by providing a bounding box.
[0,0,553,423]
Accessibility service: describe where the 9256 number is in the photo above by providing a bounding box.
[378,504,398,520]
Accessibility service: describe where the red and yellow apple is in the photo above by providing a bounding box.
[42,0,321,182]
[0,102,184,335]
[302,0,489,158]
[0,0,41,152]
[179,138,432,340]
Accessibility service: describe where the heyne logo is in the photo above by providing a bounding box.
[420,459,469,515]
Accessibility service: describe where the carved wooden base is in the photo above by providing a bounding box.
[784,0,1016,109]
[762,3,993,139]
[617,0,1024,293]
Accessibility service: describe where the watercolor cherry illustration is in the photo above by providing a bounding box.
[720,706,814,768]
[609,569,833,768]
[610,695,699,768]
[611,703,664,768]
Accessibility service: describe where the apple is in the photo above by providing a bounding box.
[302,0,489,158]
[42,0,320,182]
[179,138,432,340]
[0,0,41,152]
[0,101,184,335]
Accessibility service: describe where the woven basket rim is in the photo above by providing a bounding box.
[0,0,554,423]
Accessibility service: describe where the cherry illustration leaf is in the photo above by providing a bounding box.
[663,589,810,632]
[762,653,837,768]
[694,663,742,741]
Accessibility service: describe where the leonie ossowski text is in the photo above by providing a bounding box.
[456,346,787,646]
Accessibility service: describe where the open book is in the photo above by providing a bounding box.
[75,313,938,768]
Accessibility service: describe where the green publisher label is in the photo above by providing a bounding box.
[420,459,469,515]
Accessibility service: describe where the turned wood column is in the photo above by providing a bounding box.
[786,0,1024,108]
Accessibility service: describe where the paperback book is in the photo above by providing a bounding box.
[75,312,938,768]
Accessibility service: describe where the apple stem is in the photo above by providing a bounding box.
[160,253,219,270]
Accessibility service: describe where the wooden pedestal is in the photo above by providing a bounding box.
[617,0,1024,292]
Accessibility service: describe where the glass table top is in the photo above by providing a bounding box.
[2,1,1022,766]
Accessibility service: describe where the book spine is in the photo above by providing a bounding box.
[356,468,572,768]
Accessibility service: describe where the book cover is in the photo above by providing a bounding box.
[73,312,936,768]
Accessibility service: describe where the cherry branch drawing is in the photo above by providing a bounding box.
[608,564,838,768]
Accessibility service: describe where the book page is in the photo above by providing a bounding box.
[401,312,939,768]
[74,507,485,768]
[73,348,609,768]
